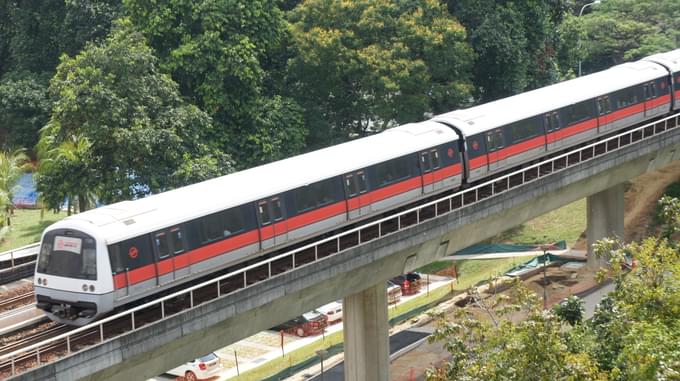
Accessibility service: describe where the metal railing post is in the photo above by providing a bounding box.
[100,325,104,342]
[131,311,136,330]
[190,291,194,308]
[161,301,166,319]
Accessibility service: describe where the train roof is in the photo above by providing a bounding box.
[433,59,667,136]
[643,48,680,73]
[53,120,460,243]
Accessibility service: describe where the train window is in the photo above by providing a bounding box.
[200,213,223,243]
[345,174,357,197]
[171,228,184,254]
[294,186,317,212]
[374,156,412,187]
[271,198,283,221]
[486,132,495,151]
[651,83,657,97]
[357,172,367,193]
[617,87,639,108]
[597,97,611,115]
[109,245,123,273]
[508,118,539,143]
[155,232,170,259]
[420,152,431,173]
[568,100,594,125]
[545,112,560,132]
[431,149,440,169]
[258,201,271,225]
[486,130,504,151]
[293,179,337,214]
[223,209,245,236]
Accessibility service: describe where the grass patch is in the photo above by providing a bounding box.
[235,330,345,381]
[450,256,535,290]
[0,209,67,251]
[416,256,535,291]
[491,199,586,247]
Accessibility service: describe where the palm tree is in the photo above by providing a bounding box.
[0,149,32,226]
[36,132,95,214]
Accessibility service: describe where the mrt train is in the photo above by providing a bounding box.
[35,49,680,325]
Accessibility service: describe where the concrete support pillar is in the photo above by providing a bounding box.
[342,282,389,381]
[586,183,624,268]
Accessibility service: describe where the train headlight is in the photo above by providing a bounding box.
[37,278,42,285]
[89,285,95,292]
[82,284,88,291]
[43,278,47,286]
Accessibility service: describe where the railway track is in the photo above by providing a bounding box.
[0,292,34,313]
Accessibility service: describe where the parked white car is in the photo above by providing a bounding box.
[166,353,222,381]
[318,301,343,324]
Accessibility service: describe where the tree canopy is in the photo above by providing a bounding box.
[448,0,570,102]
[124,0,307,168]
[36,19,231,210]
[287,0,474,147]
[578,0,680,74]
[428,196,680,380]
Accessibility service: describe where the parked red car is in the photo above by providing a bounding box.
[272,310,328,337]
[390,273,422,296]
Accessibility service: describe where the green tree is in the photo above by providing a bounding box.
[554,295,585,326]
[427,282,606,381]
[449,0,568,101]
[287,0,474,147]
[36,133,94,214]
[0,72,51,150]
[577,0,680,74]
[37,19,231,210]
[0,149,32,225]
[0,0,122,78]
[125,0,307,168]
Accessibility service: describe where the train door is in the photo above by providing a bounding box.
[597,96,611,132]
[344,171,370,220]
[152,226,189,285]
[643,82,657,117]
[257,196,288,250]
[169,227,190,279]
[419,149,441,194]
[486,129,503,172]
[544,112,562,151]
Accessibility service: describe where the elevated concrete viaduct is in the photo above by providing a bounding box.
[11,120,680,381]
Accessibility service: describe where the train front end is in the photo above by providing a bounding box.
[34,221,114,326]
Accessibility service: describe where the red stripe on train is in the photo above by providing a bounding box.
[286,202,347,231]
[370,177,422,203]
[114,230,259,289]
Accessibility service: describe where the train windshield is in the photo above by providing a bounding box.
[37,230,97,280]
